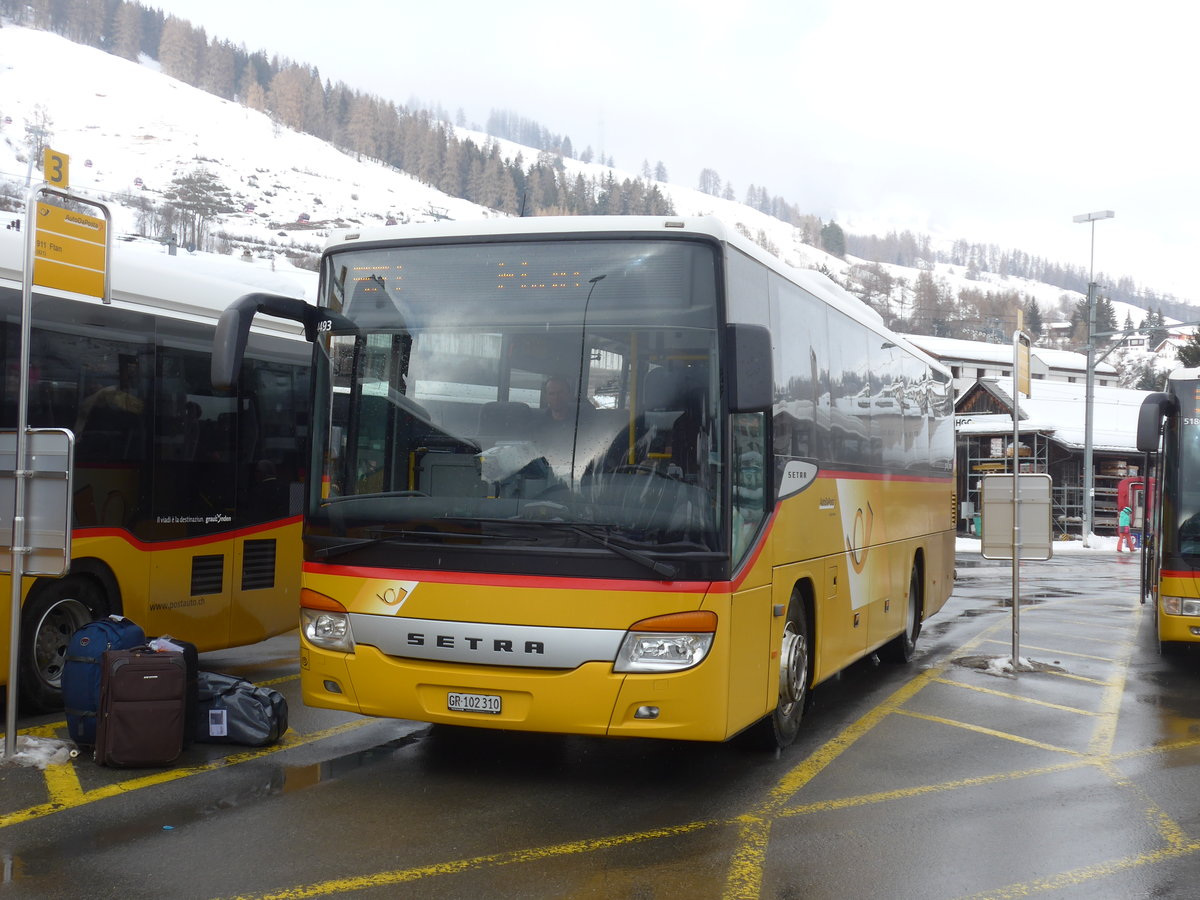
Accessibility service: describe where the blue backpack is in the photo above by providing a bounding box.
[62,616,146,746]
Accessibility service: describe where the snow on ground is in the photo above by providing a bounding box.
[957,534,1131,554]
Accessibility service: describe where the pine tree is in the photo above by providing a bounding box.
[1096,296,1118,336]
[1176,331,1200,368]
[112,1,143,61]
[202,40,237,101]
[1147,308,1169,348]
[268,64,308,131]
[160,168,235,251]
[698,169,722,196]
[820,222,846,259]
[1022,296,1044,339]
[158,17,201,85]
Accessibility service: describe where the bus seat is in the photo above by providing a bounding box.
[477,401,535,445]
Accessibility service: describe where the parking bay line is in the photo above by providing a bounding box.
[210,601,1189,900]
[929,676,1103,716]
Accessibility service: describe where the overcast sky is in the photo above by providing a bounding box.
[152,0,1200,301]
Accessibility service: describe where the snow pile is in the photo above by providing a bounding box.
[0,735,78,769]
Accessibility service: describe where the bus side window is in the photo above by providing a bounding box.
[732,411,766,562]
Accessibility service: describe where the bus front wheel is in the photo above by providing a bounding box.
[18,577,108,711]
[746,596,810,750]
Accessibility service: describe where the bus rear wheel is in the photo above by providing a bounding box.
[746,596,810,750]
[880,565,922,664]
[19,577,108,711]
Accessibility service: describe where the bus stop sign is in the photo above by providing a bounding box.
[980,473,1053,561]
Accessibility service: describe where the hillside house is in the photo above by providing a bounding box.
[954,377,1149,537]
[906,334,1119,398]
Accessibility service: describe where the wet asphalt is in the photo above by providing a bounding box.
[2,547,1198,899]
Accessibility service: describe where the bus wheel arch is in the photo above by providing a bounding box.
[18,566,117,711]
[745,580,814,751]
[880,552,924,664]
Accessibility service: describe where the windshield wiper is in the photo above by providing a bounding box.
[309,528,535,560]
[432,516,678,578]
[542,522,678,579]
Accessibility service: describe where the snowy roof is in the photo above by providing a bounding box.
[955,377,1150,452]
[0,227,316,331]
[908,334,1117,375]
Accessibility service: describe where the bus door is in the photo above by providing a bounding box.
[150,353,240,649]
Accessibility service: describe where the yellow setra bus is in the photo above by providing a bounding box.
[214,216,956,748]
[1138,372,1200,647]
[0,228,312,710]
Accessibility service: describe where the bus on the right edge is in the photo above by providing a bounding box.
[1138,371,1200,647]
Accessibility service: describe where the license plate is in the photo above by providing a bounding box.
[447,691,502,715]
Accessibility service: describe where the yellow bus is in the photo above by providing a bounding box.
[215,216,956,748]
[0,227,312,710]
[1138,373,1200,647]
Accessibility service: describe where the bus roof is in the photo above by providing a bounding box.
[325,215,947,378]
[0,227,315,336]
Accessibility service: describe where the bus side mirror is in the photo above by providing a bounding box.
[726,323,772,413]
[1137,392,1176,453]
[212,292,322,390]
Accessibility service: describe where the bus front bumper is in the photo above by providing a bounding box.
[300,641,737,742]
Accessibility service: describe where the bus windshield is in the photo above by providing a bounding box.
[308,238,726,568]
[1166,388,1200,558]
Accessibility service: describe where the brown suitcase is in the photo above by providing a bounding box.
[94,648,187,767]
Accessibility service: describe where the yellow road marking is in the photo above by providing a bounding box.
[211,713,1200,900]
[978,637,1119,663]
[7,583,1175,900]
[930,675,1101,716]
[0,720,372,829]
[218,819,720,900]
[954,841,1200,900]
[1088,604,1142,757]
[892,709,1086,756]
[777,759,1097,818]
[1039,670,1114,687]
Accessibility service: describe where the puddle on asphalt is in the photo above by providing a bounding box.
[274,732,424,794]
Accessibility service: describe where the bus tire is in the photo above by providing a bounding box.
[745,595,810,750]
[18,576,108,712]
[880,564,922,664]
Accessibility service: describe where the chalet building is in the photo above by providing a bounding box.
[906,334,1118,398]
[954,378,1149,537]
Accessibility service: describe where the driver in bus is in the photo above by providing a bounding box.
[537,375,596,478]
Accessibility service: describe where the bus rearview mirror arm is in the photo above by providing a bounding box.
[212,292,355,390]
[1137,392,1177,453]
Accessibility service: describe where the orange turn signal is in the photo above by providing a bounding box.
[300,588,347,612]
[628,610,717,633]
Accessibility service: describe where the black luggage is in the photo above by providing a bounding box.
[94,648,187,767]
[195,671,288,747]
[148,635,199,747]
[63,616,146,746]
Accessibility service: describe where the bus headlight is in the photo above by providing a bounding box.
[1161,596,1200,617]
[614,611,717,673]
[300,588,355,652]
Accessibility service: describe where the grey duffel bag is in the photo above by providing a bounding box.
[195,671,288,747]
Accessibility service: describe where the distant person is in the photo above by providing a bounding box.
[1116,505,1134,552]
[541,375,586,424]
[537,375,594,480]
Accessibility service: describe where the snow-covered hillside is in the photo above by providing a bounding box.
[0,20,1184,371]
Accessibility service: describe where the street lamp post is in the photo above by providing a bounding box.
[1073,209,1115,547]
